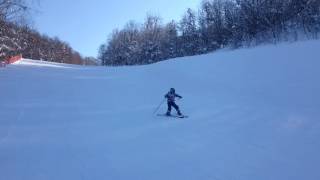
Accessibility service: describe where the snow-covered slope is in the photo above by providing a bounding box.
[1,40,320,180]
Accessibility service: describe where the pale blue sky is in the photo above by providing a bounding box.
[34,0,200,57]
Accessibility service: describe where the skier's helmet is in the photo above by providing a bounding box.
[170,88,175,93]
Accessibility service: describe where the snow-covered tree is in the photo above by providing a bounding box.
[179,8,201,56]
[140,15,163,63]
[199,0,229,50]
[161,20,179,59]
[98,0,320,66]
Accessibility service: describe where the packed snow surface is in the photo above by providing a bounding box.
[1,40,320,180]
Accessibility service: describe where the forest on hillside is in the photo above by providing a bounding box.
[0,0,97,65]
[99,0,320,66]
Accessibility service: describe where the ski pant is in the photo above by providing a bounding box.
[167,101,181,115]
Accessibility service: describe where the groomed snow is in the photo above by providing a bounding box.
[0,40,320,180]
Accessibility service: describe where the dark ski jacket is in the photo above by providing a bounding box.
[165,92,182,102]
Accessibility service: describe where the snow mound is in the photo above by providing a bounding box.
[13,59,78,68]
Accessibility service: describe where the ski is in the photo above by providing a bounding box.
[157,114,188,118]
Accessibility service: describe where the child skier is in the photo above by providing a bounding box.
[164,88,183,116]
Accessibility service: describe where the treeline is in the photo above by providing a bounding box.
[99,0,320,66]
[0,0,98,65]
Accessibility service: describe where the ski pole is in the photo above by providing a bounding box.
[153,98,166,115]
